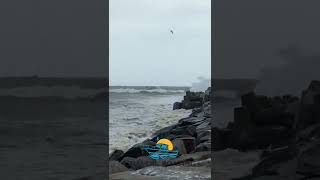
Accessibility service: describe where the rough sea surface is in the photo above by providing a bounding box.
[109,86,191,153]
[0,86,107,180]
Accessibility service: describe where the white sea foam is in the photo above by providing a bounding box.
[109,92,191,153]
[109,88,186,94]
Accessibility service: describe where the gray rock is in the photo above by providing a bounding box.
[121,141,156,160]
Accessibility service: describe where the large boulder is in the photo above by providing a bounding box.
[120,140,156,160]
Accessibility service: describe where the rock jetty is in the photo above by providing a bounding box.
[213,80,320,179]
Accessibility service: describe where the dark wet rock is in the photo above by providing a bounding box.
[173,102,182,110]
[162,155,194,166]
[203,103,212,118]
[178,116,205,126]
[185,151,211,161]
[121,156,157,170]
[197,129,211,139]
[171,125,197,137]
[181,99,203,110]
[160,151,211,167]
[190,107,203,116]
[109,150,124,161]
[174,90,206,110]
[194,142,211,152]
[172,138,187,155]
[120,141,156,160]
[195,121,211,131]
[120,157,136,169]
[204,87,211,102]
[198,135,211,144]
[152,125,176,139]
[197,129,211,144]
[180,137,196,153]
[109,160,128,174]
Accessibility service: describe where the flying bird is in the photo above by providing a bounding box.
[170,30,174,34]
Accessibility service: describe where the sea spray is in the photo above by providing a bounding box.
[190,76,211,92]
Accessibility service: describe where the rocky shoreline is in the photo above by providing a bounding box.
[109,87,212,180]
[109,81,320,179]
[213,80,320,179]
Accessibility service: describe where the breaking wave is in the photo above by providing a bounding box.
[109,88,187,94]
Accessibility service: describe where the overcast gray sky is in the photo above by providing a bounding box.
[110,0,211,86]
[0,0,107,77]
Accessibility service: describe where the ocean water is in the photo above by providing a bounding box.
[109,86,192,153]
